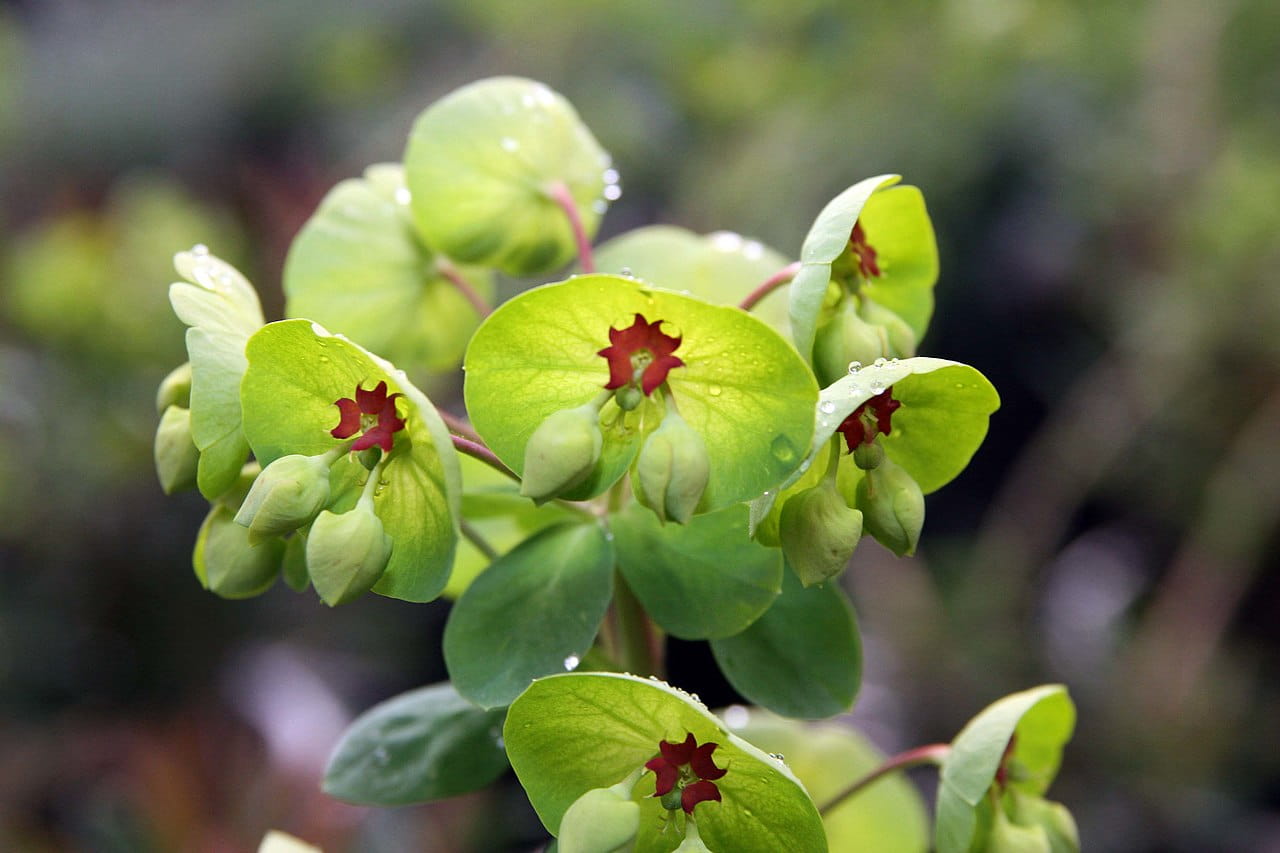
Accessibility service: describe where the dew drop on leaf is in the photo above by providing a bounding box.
[870,380,884,393]
[770,435,798,465]
[708,384,723,397]
[563,654,581,671]
[873,357,887,367]
[722,705,749,729]
[191,243,209,256]
[603,184,622,201]
[819,400,836,414]
[848,361,862,374]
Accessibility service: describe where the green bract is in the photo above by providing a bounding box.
[239,319,460,602]
[789,176,938,364]
[935,685,1076,853]
[404,77,611,276]
[284,163,492,376]
[464,274,818,509]
[504,672,828,853]
[593,226,792,335]
[168,247,264,500]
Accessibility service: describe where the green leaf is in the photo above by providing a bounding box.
[710,568,861,719]
[857,186,939,339]
[168,247,264,499]
[504,672,828,853]
[404,77,611,276]
[935,685,1076,853]
[593,226,793,336]
[464,274,818,508]
[323,682,508,806]
[730,711,929,853]
[284,163,492,376]
[443,522,614,709]
[240,319,460,602]
[611,502,781,639]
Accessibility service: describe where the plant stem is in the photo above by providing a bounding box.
[459,518,499,560]
[612,569,661,677]
[451,435,518,481]
[436,258,492,318]
[817,743,950,816]
[739,261,801,311]
[547,180,595,273]
[439,409,482,444]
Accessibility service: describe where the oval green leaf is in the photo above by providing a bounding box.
[323,682,508,806]
[464,274,818,509]
[710,568,861,719]
[611,502,782,640]
[284,163,492,376]
[504,672,828,853]
[240,319,461,602]
[443,522,614,709]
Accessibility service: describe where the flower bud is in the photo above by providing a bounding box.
[306,504,393,606]
[155,404,200,495]
[155,362,192,413]
[636,409,710,524]
[855,457,924,556]
[1009,793,1079,853]
[520,403,604,503]
[983,806,1052,853]
[813,299,887,386]
[779,480,863,586]
[859,298,917,358]
[558,784,640,853]
[615,384,644,412]
[852,440,884,470]
[234,454,333,545]
[195,505,283,599]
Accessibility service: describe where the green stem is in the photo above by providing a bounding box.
[358,455,388,509]
[817,743,950,816]
[459,518,499,560]
[613,568,660,677]
[547,180,595,273]
[739,260,801,311]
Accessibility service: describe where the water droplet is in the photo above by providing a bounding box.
[319,355,329,363]
[619,267,633,277]
[819,400,836,414]
[762,490,772,498]
[592,200,608,215]
[709,231,744,252]
[394,187,411,205]
[689,693,701,703]
[310,321,329,336]
[722,705,750,729]
[890,357,900,364]
[191,243,209,256]
[870,380,885,393]
[378,479,389,487]
[563,654,581,671]
[770,435,798,465]
[495,736,504,749]
[873,357,887,367]
[708,384,723,397]
[847,361,862,374]
[602,167,620,185]
[743,240,764,261]
[603,184,622,201]
[501,137,520,152]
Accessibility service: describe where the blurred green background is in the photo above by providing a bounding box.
[1,0,1278,850]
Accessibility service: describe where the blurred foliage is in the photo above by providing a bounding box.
[1,0,1278,851]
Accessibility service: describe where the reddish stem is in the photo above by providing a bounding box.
[436,259,491,318]
[547,181,595,273]
[817,743,951,815]
[439,409,482,444]
[739,261,802,311]
[451,435,517,481]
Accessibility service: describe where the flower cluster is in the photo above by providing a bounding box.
[331,380,407,452]
[836,386,901,451]
[598,313,684,396]
[645,732,728,815]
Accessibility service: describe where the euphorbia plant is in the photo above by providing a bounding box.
[153,76,1078,852]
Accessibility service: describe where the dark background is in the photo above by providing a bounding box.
[1,1,1278,850]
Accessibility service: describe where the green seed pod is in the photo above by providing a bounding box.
[155,362,192,413]
[194,504,283,599]
[520,403,604,503]
[859,297,918,358]
[812,298,887,386]
[636,409,710,524]
[154,404,200,495]
[852,440,884,471]
[1010,793,1080,853]
[855,457,924,557]
[983,806,1052,853]
[779,480,863,586]
[557,784,641,853]
[234,454,333,545]
[306,503,394,606]
[615,384,644,412]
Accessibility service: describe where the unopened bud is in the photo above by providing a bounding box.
[859,298,917,358]
[636,409,709,524]
[855,457,924,556]
[813,299,886,386]
[520,403,604,503]
[984,806,1052,853]
[155,405,200,495]
[615,385,644,412]
[234,454,332,545]
[195,505,283,599]
[852,440,884,470]
[156,362,192,413]
[779,480,863,586]
[1010,793,1079,853]
[558,783,640,853]
[307,503,393,606]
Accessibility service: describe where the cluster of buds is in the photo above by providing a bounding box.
[812,220,918,386]
[979,738,1079,852]
[153,363,200,495]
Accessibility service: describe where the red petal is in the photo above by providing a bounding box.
[645,756,679,796]
[690,743,726,781]
[836,412,868,452]
[377,394,407,435]
[660,733,697,766]
[331,398,361,438]
[641,355,684,395]
[871,391,900,436]
[354,425,394,453]
[356,381,389,414]
[681,780,721,814]
[597,344,635,390]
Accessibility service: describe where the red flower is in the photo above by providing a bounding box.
[331,380,407,453]
[597,314,685,396]
[850,221,881,279]
[836,386,901,452]
[645,732,727,814]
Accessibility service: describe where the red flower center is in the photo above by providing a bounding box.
[644,732,727,815]
[850,221,881,279]
[836,386,900,452]
[598,313,685,396]
[330,380,407,453]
